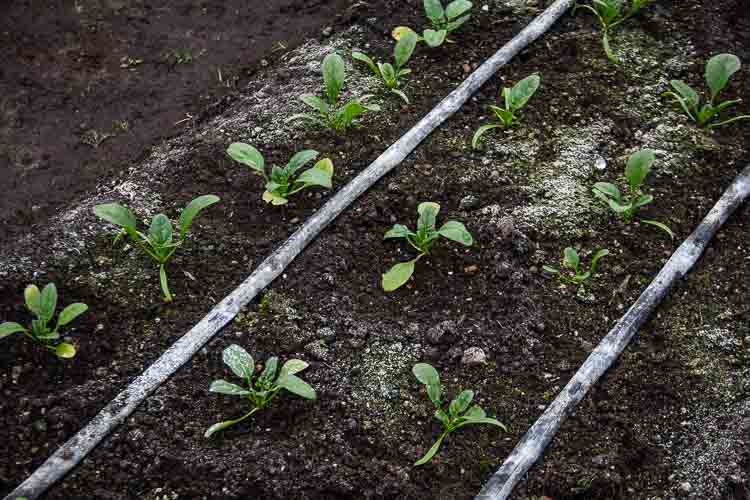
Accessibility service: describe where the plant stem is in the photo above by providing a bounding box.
[159,264,173,302]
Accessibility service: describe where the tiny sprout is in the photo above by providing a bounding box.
[472,74,540,149]
[352,29,418,103]
[543,247,609,285]
[574,0,652,64]
[0,283,87,358]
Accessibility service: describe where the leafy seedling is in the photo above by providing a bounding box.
[352,29,418,103]
[543,247,609,285]
[412,362,507,465]
[0,283,87,359]
[664,53,750,128]
[94,195,220,302]
[288,53,380,131]
[382,202,473,291]
[227,143,333,205]
[472,73,541,148]
[393,0,473,48]
[592,149,674,238]
[574,0,652,64]
[205,344,316,438]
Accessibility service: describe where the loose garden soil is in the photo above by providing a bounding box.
[1,1,750,499]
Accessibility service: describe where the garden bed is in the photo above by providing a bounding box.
[2,0,750,499]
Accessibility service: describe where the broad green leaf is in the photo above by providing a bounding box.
[278,359,309,380]
[445,0,472,20]
[392,26,419,41]
[625,149,654,191]
[382,260,416,292]
[510,74,541,111]
[285,150,319,175]
[446,14,471,32]
[39,283,58,322]
[314,158,334,177]
[424,0,445,25]
[223,344,254,381]
[417,202,440,232]
[437,220,473,246]
[394,29,418,69]
[589,249,610,274]
[423,29,447,48]
[379,62,396,86]
[260,356,279,382]
[55,342,76,359]
[464,405,486,419]
[642,219,675,239]
[563,247,579,272]
[384,224,415,239]
[322,53,346,104]
[227,142,265,174]
[413,362,440,387]
[0,322,26,339]
[456,416,509,432]
[296,166,332,189]
[414,433,446,466]
[706,53,741,101]
[94,203,137,232]
[435,408,450,426]
[262,190,288,205]
[24,284,41,315]
[352,51,379,77]
[299,94,329,115]
[56,303,88,328]
[449,389,474,416]
[209,380,251,396]
[669,80,699,108]
[335,100,367,128]
[277,374,317,399]
[426,383,442,406]
[608,199,632,214]
[179,194,220,239]
[592,182,621,202]
[149,214,173,246]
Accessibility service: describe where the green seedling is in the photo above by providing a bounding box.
[288,53,380,131]
[382,202,473,291]
[205,344,316,438]
[352,29,418,103]
[94,195,220,302]
[574,0,652,64]
[227,143,333,205]
[412,363,507,465]
[592,149,674,238]
[0,283,87,359]
[664,53,750,128]
[394,0,473,48]
[543,247,609,285]
[472,73,541,148]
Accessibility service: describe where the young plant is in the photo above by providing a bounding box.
[472,73,541,148]
[352,29,418,103]
[382,202,473,292]
[574,0,652,64]
[664,53,750,128]
[227,143,333,205]
[592,149,674,238]
[393,0,473,48]
[543,247,609,285]
[0,283,87,359]
[412,362,507,465]
[287,53,380,131]
[94,195,220,302]
[205,344,316,438]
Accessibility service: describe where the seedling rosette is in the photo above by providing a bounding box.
[543,247,609,285]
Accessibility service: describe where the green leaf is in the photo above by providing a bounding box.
[592,182,621,202]
[424,0,446,25]
[351,51,380,77]
[322,53,346,105]
[489,105,515,127]
[542,265,560,274]
[669,80,699,108]
[223,344,254,381]
[379,62,396,86]
[227,142,265,174]
[427,383,442,406]
[94,203,137,232]
[277,373,317,399]
[445,0,472,20]
[335,100,368,128]
[625,149,654,192]
[384,224,415,240]
[563,247,579,272]
[179,194,220,240]
[456,416,509,432]
[204,419,240,438]
[437,220,473,246]
[260,356,279,382]
[435,408,450,426]
[423,29,447,47]
[633,194,653,209]
[471,123,502,149]
[278,359,309,380]
[209,380,251,396]
[24,284,41,315]
[589,248,610,275]
[464,405,486,419]
[445,14,470,32]
[706,53,741,101]
[299,94,330,115]
[262,190,289,205]
[509,74,541,111]
[55,342,76,359]
[285,150,319,175]
[641,219,675,239]
[297,166,333,189]
[382,260,416,292]
[449,389,474,416]
[394,29,418,69]
[149,214,173,246]
[391,89,410,104]
[413,362,440,387]
[56,303,88,328]
[417,202,440,232]
[39,283,58,322]
[0,322,26,339]
[415,433,447,466]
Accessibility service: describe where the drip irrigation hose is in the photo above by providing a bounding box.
[477,164,750,500]
[5,1,576,498]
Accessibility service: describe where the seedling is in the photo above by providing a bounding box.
[94,195,220,302]
[382,202,473,291]
[0,283,87,359]
[412,362,507,465]
[543,247,609,285]
[574,0,652,64]
[227,143,333,205]
[352,29,418,103]
[472,74,541,148]
[664,53,750,128]
[205,344,316,438]
[393,0,473,48]
[592,149,674,238]
[287,53,380,131]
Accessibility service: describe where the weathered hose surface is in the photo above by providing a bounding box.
[5,1,576,499]
[476,164,750,500]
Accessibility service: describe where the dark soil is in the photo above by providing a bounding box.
[2,0,750,499]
